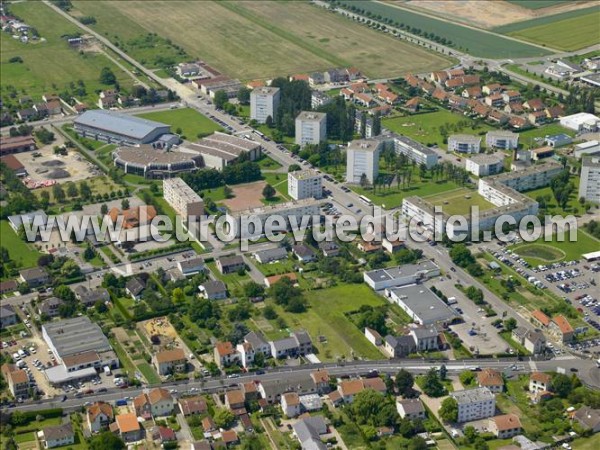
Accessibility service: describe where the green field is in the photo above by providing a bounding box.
[0,220,42,272]
[137,108,222,139]
[346,1,550,58]
[510,230,600,264]
[517,123,576,146]
[506,0,570,9]
[424,188,496,216]
[524,176,582,216]
[383,110,493,148]
[0,2,135,105]
[71,0,451,80]
[136,362,161,384]
[503,9,600,51]
[495,6,599,33]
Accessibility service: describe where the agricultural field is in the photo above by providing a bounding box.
[0,2,135,106]
[0,220,42,273]
[423,188,496,216]
[509,230,600,264]
[137,108,222,139]
[383,110,493,148]
[501,8,600,51]
[506,0,570,9]
[71,0,451,80]
[346,1,551,58]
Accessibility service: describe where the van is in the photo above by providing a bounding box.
[18,349,26,358]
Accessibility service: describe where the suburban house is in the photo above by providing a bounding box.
[222,430,239,447]
[524,98,545,111]
[396,398,426,420]
[281,392,302,418]
[40,423,75,449]
[198,280,227,300]
[489,414,522,439]
[253,247,288,264]
[476,368,504,393]
[292,244,316,263]
[310,369,331,394]
[179,396,208,416]
[214,341,240,368]
[409,327,441,351]
[319,241,340,257]
[225,389,246,411]
[177,257,205,277]
[270,331,313,359]
[337,377,387,404]
[74,286,110,308]
[38,297,63,318]
[264,273,297,288]
[531,310,551,328]
[572,406,600,433]
[216,255,245,274]
[87,402,113,433]
[113,413,142,442]
[125,277,145,301]
[384,334,416,358]
[237,331,271,368]
[512,327,546,354]
[529,372,552,394]
[382,238,405,254]
[18,267,49,287]
[134,388,174,418]
[548,315,574,343]
[0,305,18,328]
[1,363,29,399]
[153,348,187,376]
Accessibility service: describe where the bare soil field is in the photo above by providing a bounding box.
[400,0,595,29]
[221,180,267,212]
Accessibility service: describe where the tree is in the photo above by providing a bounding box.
[422,368,446,397]
[121,198,130,210]
[503,317,517,332]
[262,184,276,200]
[66,183,79,198]
[52,184,66,203]
[213,90,229,109]
[439,397,458,422]
[439,364,447,381]
[83,245,95,261]
[100,203,108,215]
[99,67,117,85]
[263,305,277,320]
[359,173,369,188]
[395,369,414,396]
[213,408,234,429]
[408,436,428,450]
[244,281,264,299]
[89,431,125,450]
[459,370,475,386]
[223,185,233,199]
[288,163,301,172]
[551,373,572,398]
[238,87,251,105]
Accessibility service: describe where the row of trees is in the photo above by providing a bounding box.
[181,161,261,192]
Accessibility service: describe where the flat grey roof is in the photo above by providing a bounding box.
[449,134,482,144]
[296,111,326,121]
[392,134,437,156]
[390,284,459,324]
[451,387,495,404]
[114,145,202,166]
[43,316,112,357]
[74,110,170,139]
[365,261,439,284]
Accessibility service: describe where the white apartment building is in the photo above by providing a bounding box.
[163,177,204,219]
[448,134,482,154]
[486,131,519,150]
[250,86,280,124]
[346,138,382,184]
[450,387,496,423]
[579,156,600,204]
[466,154,505,177]
[288,169,323,200]
[226,198,321,238]
[393,134,438,169]
[295,111,327,147]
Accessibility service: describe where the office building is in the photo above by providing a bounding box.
[346,138,382,184]
[163,177,204,219]
[250,87,280,124]
[288,169,323,200]
[448,134,481,154]
[450,387,496,422]
[486,131,519,150]
[295,111,327,147]
[579,157,600,203]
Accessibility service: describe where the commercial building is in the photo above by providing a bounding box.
[0,135,37,156]
[560,112,600,133]
[74,110,172,145]
[448,134,481,154]
[450,387,496,422]
[574,140,600,158]
[163,177,204,219]
[364,261,440,291]
[182,132,261,170]
[346,138,382,184]
[226,198,321,238]
[250,87,280,124]
[392,134,438,169]
[486,131,519,150]
[465,154,504,177]
[295,111,327,147]
[545,133,572,148]
[386,284,460,326]
[288,169,323,200]
[113,145,202,179]
[579,156,600,204]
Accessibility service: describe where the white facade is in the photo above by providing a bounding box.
[393,135,438,169]
[250,87,280,124]
[346,138,382,184]
[466,155,504,177]
[448,135,481,154]
[450,387,496,423]
[560,112,600,132]
[579,156,600,204]
[574,140,600,158]
[163,178,204,219]
[486,131,519,150]
[288,169,323,200]
[295,111,327,147]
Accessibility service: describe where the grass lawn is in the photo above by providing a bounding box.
[523,176,583,216]
[257,155,282,171]
[0,220,42,271]
[33,176,122,205]
[273,284,386,361]
[137,108,222,139]
[261,173,290,201]
[254,258,297,277]
[509,230,600,264]
[383,110,493,149]
[572,436,600,450]
[424,188,496,216]
[202,186,228,203]
[517,123,576,145]
[72,0,451,80]
[0,2,134,106]
[206,261,251,287]
[110,337,136,378]
[13,432,35,443]
[136,362,161,384]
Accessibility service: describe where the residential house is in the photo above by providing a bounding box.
[177,257,205,277]
[292,244,316,263]
[46,100,62,115]
[75,287,110,308]
[432,88,448,102]
[430,71,449,84]
[221,430,239,447]
[257,373,318,403]
[125,277,145,301]
[476,368,504,393]
[238,331,271,368]
[0,280,18,296]
[357,238,382,253]
[216,255,245,274]
[462,86,482,99]
[405,97,420,113]
[198,280,227,300]
[17,108,36,121]
[340,88,354,101]
[253,247,288,264]
[87,402,113,433]
[40,423,74,449]
[1,363,29,399]
[179,397,207,416]
[292,416,328,449]
[546,105,565,120]
[98,90,118,109]
[512,327,546,354]
[0,305,18,328]
[214,341,240,368]
[281,392,302,418]
[155,426,177,444]
[134,388,174,418]
[384,335,416,358]
[310,369,331,394]
[482,84,502,95]
[396,398,426,420]
[264,273,297,289]
[548,315,574,343]
[354,93,375,107]
[572,406,600,433]
[365,327,383,346]
[114,413,142,442]
[504,102,524,115]
[18,267,49,287]
[202,416,216,433]
[529,372,552,394]
[309,72,325,85]
[225,389,246,411]
[488,110,508,124]
[34,103,49,118]
[337,377,387,404]
[319,241,340,257]
[490,414,522,439]
[524,98,545,111]
[410,327,440,351]
[509,116,528,129]
[531,310,551,328]
[38,297,63,318]
[153,348,187,376]
[502,91,521,103]
[528,111,547,125]
[485,94,504,108]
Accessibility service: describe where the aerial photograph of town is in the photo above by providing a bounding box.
[0,0,599,449]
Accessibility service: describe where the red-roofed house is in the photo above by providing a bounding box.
[549,315,574,342]
[529,372,552,393]
[531,310,551,328]
[214,341,240,368]
[405,97,420,113]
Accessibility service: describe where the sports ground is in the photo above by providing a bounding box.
[423,188,496,217]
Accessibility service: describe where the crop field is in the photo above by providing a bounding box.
[345,1,550,58]
[423,188,496,216]
[137,108,222,139]
[501,9,600,51]
[506,0,570,9]
[494,6,599,33]
[0,2,135,105]
[71,0,451,80]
